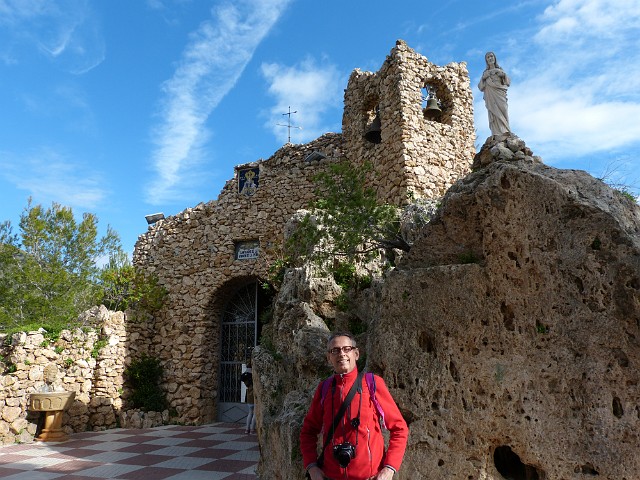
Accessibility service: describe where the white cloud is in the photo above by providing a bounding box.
[260,59,343,144]
[145,0,292,205]
[536,0,640,43]
[0,148,107,209]
[508,80,640,156]
[0,0,51,25]
[475,0,640,166]
[0,0,105,74]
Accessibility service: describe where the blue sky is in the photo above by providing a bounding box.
[1,0,639,256]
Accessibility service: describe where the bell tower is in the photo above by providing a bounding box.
[342,40,476,206]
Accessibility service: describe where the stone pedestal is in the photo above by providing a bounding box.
[28,391,76,442]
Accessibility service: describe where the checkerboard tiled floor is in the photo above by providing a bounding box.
[0,422,258,479]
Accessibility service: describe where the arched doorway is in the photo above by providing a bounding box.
[217,281,269,422]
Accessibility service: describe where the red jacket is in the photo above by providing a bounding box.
[300,369,409,480]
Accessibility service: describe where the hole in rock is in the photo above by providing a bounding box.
[493,445,543,480]
[613,349,629,368]
[501,302,515,331]
[612,397,624,418]
[574,464,599,475]
[418,331,435,353]
[450,361,460,382]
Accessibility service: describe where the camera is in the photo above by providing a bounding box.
[332,442,356,468]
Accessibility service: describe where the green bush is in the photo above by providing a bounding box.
[124,354,166,412]
[332,262,356,289]
[99,263,167,318]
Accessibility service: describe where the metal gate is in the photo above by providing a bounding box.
[217,282,257,422]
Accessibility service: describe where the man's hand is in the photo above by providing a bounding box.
[374,466,395,479]
[308,465,324,480]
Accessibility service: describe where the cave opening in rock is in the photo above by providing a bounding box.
[494,445,542,480]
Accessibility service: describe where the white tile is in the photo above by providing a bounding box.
[81,441,134,451]
[79,433,131,442]
[3,447,54,457]
[152,455,216,469]
[12,456,70,469]
[164,471,232,480]
[143,437,193,446]
[70,463,143,477]
[82,450,139,462]
[211,441,255,450]
[146,445,202,457]
[237,464,258,474]
[224,450,260,461]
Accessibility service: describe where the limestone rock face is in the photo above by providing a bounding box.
[257,135,640,479]
[254,267,335,480]
[369,137,640,479]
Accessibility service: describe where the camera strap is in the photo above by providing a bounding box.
[317,369,365,468]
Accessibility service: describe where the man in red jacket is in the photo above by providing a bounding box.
[300,332,409,480]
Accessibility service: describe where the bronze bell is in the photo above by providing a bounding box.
[364,112,382,144]
[423,98,442,120]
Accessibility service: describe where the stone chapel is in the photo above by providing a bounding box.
[133,40,475,424]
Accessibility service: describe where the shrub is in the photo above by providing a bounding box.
[124,354,166,412]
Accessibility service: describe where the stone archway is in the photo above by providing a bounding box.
[216,281,269,422]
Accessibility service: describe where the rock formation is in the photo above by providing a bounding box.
[255,134,640,479]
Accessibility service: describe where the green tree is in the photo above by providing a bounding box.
[286,159,409,270]
[280,159,420,291]
[98,250,167,318]
[0,199,122,333]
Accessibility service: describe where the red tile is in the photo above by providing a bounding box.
[39,460,102,473]
[117,454,174,466]
[0,453,32,464]
[0,467,24,476]
[196,459,256,472]
[116,466,184,479]
[116,444,168,454]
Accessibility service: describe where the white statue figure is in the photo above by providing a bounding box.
[478,51,511,135]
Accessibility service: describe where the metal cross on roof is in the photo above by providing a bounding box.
[276,106,302,143]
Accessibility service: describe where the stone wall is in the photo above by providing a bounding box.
[0,306,127,445]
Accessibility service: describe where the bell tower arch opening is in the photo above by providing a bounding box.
[216,279,271,422]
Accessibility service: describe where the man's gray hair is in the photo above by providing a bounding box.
[327,331,357,349]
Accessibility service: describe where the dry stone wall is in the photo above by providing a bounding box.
[0,306,128,445]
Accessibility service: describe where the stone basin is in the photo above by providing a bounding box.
[28,391,76,442]
[29,391,75,411]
